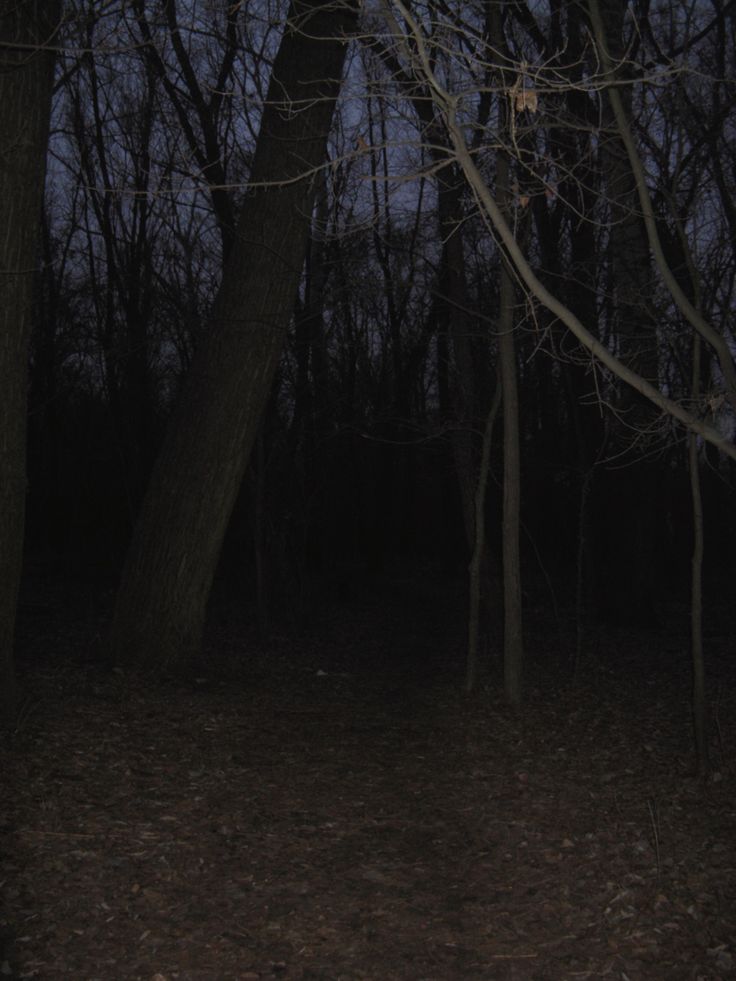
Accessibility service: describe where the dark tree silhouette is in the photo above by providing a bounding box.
[0,0,60,725]
[108,0,359,671]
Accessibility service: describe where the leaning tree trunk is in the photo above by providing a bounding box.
[0,0,59,726]
[108,0,358,671]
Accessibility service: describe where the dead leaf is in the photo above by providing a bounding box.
[515,87,538,113]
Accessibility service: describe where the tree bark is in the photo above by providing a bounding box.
[0,0,59,726]
[109,0,358,671]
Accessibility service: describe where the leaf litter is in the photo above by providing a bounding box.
[1,580,734,980]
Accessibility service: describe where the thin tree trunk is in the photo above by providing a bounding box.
[436,173,479,555]
[497,154,524,707]
[0,0,59,726]
[592,0,660,625]
[678,220,708,775]
[109,0,358,671]
[253,430,269,641]
[689,335,707,776]
[466,382,501,693]
[486,0,524,705]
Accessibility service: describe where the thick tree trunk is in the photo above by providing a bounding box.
[0,0,58,726]
[109,0,358,671]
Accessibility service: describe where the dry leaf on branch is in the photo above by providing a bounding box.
[514,87,539,113]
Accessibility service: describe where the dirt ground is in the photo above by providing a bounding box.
[2,575,735,980]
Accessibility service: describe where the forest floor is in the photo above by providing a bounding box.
[1,566,735,981]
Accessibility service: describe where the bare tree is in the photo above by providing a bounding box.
[376,0,734,455]
[108,0,359,671]
[64,31,164,511]
[129,0,243,260]
[0,0,60,725]
[369,0,735,717]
